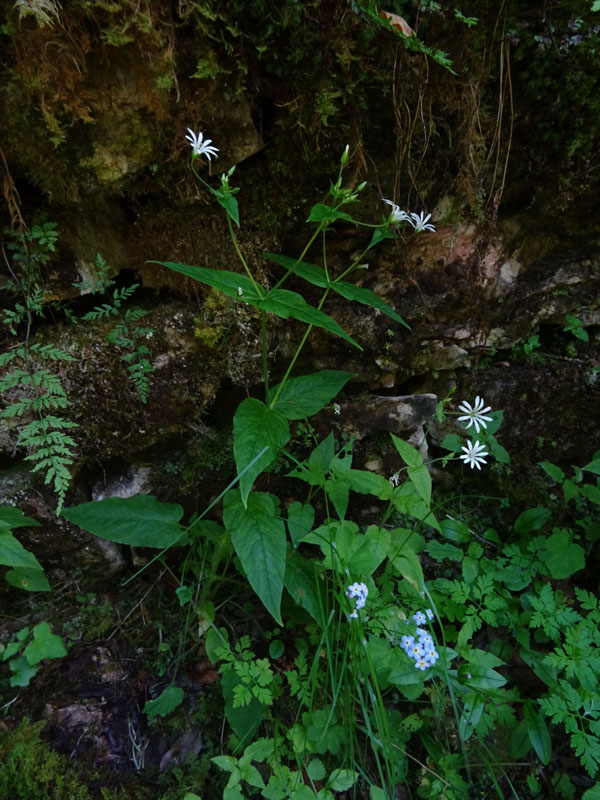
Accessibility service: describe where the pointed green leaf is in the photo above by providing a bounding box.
[440,517,471,543]
[367,226,395,249]
[539,461,565,483]
[459,692,484,741]
[0,531,43,571]
[307,203,353,223]
[233,398,290,505]
[258,290,360,349]
[347,468,394,500]
[513,506,551,534]
[62,495,185,547]
[392,482,440,532]
[457,663,506,689]
[523,700,551,765]
[0,505,40,530]
[407,464,431,506]
[325,476,350,520]
[330,281,409,328]
[223,490,286,624]
[5,568,50,592]
[392,546,425,593]
[287,502,315,547]
[510,719,532,759]
[583,459,600,476]
[284,550,327,626]
[488,437,510,464]
[265,253,408,327]
[391,434,423,468]
[268,370,355,419]
[265,252,329,288]
[214,189,240,226]
[143,686,184,721]
[150,262,263,302]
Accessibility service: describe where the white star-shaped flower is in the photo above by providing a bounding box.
[185,129,219,161]
[459,440,489,470]
[382,198,411,224]
[457,396,493,434]
[409,211,436,232]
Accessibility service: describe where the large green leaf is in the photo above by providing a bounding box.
[268,370,355,420]
[458,692,484,741]
[510,719,532,759]
[287,502,315,547]
[157,262,360,347]
[258,290,360,349]
[62,495,185,547]
[284,550,327,627]
[0,505,40,530]
[306,521,388,576]
[392,483,440,532]
[457,663,506,689]
[392,546,425,593]
[0,531,43,570]
[347,469,394,500]
[265,253,408,328]
[5,567,50,592]
[150,262,263,302]
[143,686,184,721]
[391,434,431,505]
[513,506,551,534]
[540,528,586,579]
[223,490,286,624]
[233,398,290,506]
[523,700,551,765]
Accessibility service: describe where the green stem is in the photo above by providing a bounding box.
[261,309,270,398]
[269,287,331,408]
[226,216,261,294]
[267,223,324,294]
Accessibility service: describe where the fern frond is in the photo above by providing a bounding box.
[29,343,76,362]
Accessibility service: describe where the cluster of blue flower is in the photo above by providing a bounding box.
[401,609,440,671]
[345,582,368,619]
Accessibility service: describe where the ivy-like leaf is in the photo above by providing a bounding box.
[540,528,585,579]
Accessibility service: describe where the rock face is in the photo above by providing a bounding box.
[0,2,599,571]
